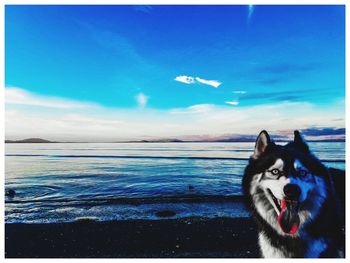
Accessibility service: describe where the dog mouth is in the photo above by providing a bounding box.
[266,188,300,235]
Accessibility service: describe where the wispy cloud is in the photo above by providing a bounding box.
[174,75,221,88]
[136,92,149,108]
[187,104,214,113]
[5,87,97,109]
[225,101,239,106]
[5,87,345,142]
[170,104,215,114]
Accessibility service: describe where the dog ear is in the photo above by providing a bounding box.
[293,130,309,153]
[253,130,270,159]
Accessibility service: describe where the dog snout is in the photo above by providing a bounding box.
[283,184,301,200]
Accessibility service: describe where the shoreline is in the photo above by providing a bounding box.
[5,217,260,258]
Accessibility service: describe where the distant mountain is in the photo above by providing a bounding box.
[124,133,345,143]
[5,138,56,143]
[125,135,268,143]
[126,138,184,143]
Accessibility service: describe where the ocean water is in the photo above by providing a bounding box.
[5,142,345,223]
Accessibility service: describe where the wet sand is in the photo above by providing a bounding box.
[5,217,260,258]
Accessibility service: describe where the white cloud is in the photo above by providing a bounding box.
[188,104,214,113]
[195,77,221,88]
[5,87,97,109]
[225,101,239,106]
[136,92,148,108]
[174,75,221,88]
[170,104,215,115]
[174,75,195,84]
[5,87,345,142]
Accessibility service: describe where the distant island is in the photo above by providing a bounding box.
[5,138,56,143]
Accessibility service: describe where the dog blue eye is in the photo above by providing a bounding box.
[270,169,280,175]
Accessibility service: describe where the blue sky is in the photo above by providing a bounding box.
[5,5,345,141]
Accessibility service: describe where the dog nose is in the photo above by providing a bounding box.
[283,184,301,200]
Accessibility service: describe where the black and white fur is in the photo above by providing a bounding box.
[242,130,344,258]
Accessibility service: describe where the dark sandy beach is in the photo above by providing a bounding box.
[5,217,260,258]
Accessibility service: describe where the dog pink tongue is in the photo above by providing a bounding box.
[278,199,300,235]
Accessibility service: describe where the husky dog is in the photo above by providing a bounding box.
[242,130,344,258]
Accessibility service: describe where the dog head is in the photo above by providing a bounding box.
[243,130,329,236]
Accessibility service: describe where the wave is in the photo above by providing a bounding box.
[35,148,254,152]
[5,154,248,161]
[5,194,245,206]
[5,154,345,163]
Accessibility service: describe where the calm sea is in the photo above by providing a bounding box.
[5,142,345,223]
